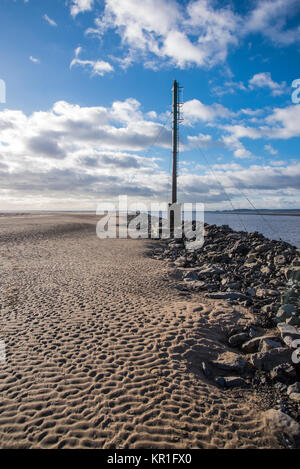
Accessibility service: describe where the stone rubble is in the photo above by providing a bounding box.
[151,222,300,442]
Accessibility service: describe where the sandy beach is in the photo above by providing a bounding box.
[0,213,280,449]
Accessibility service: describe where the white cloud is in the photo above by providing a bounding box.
[0,98,171,163]
[1,98,299,209]
[178,161,300,208]
[0,97,173,208]
[246,0,300,46]
[212,80,247,96]
[222,124,261,140]
[70,0,94,17]
[43,14,57,27]
[222,134,253,160]
[265,104,300,139]
[270,160,286,166]
[70,47,114,76]
[264,144,278,155]
[86,0,241,69]
[249,72,286,96]
[183,99,232,124]
[29,56,40,63]
[187,133,212,147]
[73,0,300,72]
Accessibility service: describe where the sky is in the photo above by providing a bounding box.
[0,0,299,210]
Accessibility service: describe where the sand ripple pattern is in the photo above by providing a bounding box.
[0,215,278,448]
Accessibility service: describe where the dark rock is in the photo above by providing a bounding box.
[256,288,280,298]
[211,352,248,374]
[242,335,281,354]
[274,383,287,392]
[286,315,300,326]
[228,332,249,347]
[249,327,258,338]
[287,382,300,395]
[183,270,199,282]
[259,338,283,352]
[277,323,300,341]
[206,291,248,301]
[197,265,224,278]
[250,348,291,371]
[270,363,297,384]
[215,376,247,388]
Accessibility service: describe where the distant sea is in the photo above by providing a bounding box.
[204,212,300,248]
[0,209,299,248]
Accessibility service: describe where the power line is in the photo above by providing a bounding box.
[193,144,248,232]
[191,143,280,238]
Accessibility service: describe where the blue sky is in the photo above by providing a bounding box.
[0,0,299,210]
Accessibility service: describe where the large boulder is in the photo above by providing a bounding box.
[211,352,248,374]
[259,338,283,353]
[274,304,298,324]
[264,409,300,438]
[250,347,291,371]
[215,376,247,388]
[242,335,281,354]
[228,332,249,347]
[277,323,300,341]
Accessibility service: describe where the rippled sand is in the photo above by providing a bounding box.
[0,213,279,448]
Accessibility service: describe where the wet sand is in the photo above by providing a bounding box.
[0,213,279,448]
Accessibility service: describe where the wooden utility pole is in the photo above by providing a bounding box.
[172,79,179,204]
[170,80,182,237]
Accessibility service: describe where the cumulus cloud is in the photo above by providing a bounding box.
[246,0,300,46]
[265,104,300,139]
[219,103,300,158]
[1,93,299,209]
[183,99,232,124]
[249,72,286,96]
[74,0,300,72]
[178,162,300,207]
[222,134,253,160]
[0,97,174,208]
[85,0,241,69]
[70,0,94,17]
